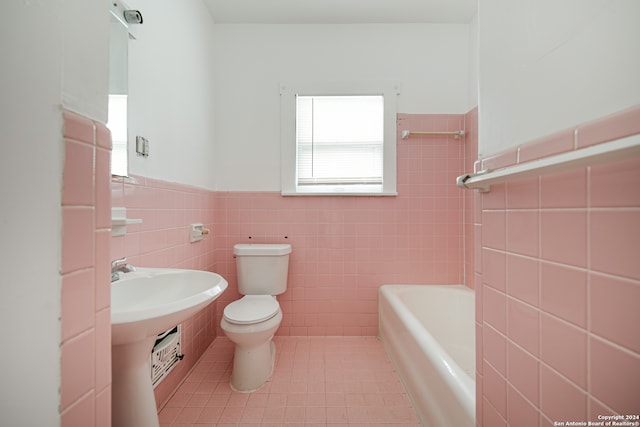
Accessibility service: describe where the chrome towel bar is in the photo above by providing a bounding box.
[457,133,640,192]
[401,130,465,140]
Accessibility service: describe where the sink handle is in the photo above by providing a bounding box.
[111,257,127,269]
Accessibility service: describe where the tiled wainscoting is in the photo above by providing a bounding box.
[60,111,112,427]
[474,105,640,426]
[111,113,475,408]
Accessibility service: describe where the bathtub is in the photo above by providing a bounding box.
[378,284,475,427]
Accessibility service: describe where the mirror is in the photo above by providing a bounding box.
[107,6,129,176]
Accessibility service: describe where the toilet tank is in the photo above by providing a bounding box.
[234,244,291,295]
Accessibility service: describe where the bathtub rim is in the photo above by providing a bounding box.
[379,284,476,424]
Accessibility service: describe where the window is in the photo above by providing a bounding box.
[281,82,399,195]
[107,94,128,176]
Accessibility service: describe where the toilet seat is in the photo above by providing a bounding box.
[223,295,279,325]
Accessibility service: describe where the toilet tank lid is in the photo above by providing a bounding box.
[234,243,291,256]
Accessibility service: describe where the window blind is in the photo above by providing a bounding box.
[295,95,384,186]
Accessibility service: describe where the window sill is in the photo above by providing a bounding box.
[281,191,398,197]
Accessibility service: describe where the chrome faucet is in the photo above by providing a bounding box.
[111,257,136,282]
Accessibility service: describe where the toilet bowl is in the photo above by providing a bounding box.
[220,244,291,392]
[221,295,283,392]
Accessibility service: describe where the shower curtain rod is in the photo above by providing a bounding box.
[401,130,465,140]
[456,133,640,193]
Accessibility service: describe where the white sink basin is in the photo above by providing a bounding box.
[112,267,228,345]
[110,267,227,427]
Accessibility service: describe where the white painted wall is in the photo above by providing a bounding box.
[127,0,217,190]
[0,4,472,425]
[211,24,470,191]
[1,0,108,425]
[478,0,640,156]
[62,0,110,122]
[1,3,62,422]
[467,13,478,110]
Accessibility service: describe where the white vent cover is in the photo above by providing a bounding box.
[151,325,182,388]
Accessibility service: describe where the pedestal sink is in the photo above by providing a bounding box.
[111,268,227,427]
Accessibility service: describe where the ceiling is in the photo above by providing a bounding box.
[203,0,477,24]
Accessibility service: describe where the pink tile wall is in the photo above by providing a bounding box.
[112,113,469,408]
[111,175,219,408]
[474,105,640,426]
[213,114,467,336]
[61,111,112,427]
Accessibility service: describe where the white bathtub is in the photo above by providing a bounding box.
[379,284,475,427]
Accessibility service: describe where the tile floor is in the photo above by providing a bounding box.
[158,336,421,426]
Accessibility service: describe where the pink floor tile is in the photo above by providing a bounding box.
[157,336,420,426]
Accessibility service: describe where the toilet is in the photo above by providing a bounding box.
[220,243,291,392]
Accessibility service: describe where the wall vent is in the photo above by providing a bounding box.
[150,325,182,388]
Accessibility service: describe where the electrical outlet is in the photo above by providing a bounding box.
[136,136,143,155]
[136,136,149,158]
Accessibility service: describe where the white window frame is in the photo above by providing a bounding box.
[280,81,400,196]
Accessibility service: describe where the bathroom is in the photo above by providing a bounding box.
[1,0,639,426]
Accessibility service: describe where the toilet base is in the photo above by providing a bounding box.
[230,339,276,393]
